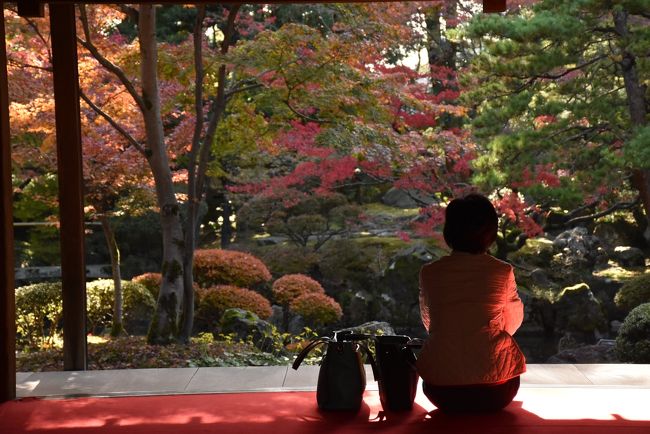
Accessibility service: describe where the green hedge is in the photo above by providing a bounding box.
[16,279,156,350]
[614,273,650,312]
[616,303,650,363]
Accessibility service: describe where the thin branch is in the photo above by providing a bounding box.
[564,198,641,226]
[225,83,264,99]
[195,5,242,201]
[22,16,52,64]
[7,59,52,72]
[79,90,146,156]
[77,5,146,112]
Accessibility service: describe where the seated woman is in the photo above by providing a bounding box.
[416,193,526,413]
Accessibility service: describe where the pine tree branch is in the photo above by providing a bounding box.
[563,198,641,226]
[77,5,146,113]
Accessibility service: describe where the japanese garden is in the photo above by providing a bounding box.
[6,0,650,371]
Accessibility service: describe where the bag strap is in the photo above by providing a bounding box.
[335,330,373,341]
[292,337,330,370]
[358,342,379,381]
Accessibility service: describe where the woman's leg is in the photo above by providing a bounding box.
[423,376,520,413]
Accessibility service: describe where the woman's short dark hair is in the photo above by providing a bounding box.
[443,194,498,254]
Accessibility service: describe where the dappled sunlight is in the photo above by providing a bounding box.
[517,388,650,422]
[2,388,648,433]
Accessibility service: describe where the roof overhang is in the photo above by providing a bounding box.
[16,0,508,18]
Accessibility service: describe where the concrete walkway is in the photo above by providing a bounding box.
[16,364,650,398]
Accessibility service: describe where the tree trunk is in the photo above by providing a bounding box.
[220,190,233,249]
[614,10,650,242]
[425,0,457,90]
[178,5,240,342]
[139,4,186,344]
[100,215,123,336]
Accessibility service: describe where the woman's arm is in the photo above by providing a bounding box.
[504,268,523,335]
[419,270,431,331]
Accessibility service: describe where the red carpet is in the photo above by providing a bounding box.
[1,387,649,433]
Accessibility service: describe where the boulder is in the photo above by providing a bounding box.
[338,321,396,336]
[552,227,606,268]
[554,283,608,335]
[381,188,434,208]
[287,314,306,335]
[220,308,275,351]
[380,245,437,330]
[594,219,645,251]
[547,339,618,363]
[612,246,646,268]
[268,305,284,330]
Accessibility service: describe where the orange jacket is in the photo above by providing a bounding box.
[416,252,526,386]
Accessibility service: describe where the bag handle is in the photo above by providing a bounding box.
[358,342,379,381]
[292,337,330,370]
[335,330,373,341]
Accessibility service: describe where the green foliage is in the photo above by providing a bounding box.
[86,279,156,335]
[272,273,325,305]
[289,292,343,326]
[15,282,63,350]
[238,193,363,251]
[253,244,321,276]
[614,273,650,312]
[13,174,61,266]
[15,279,156,350]
[616,303,650,363]
[113,212,162,279]
[193,249,272,288]
[463,0,648,212]
[318,237,410,288]
[625,126,650,169]
[115,5,197,43]
[195,285,273,332]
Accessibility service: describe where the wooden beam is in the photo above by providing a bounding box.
[50,3,88,371]
[483,0,507,13]
[0,0,17,403]
[17,0,45,17]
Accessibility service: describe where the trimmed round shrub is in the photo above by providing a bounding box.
[195,285,273,331]
[15,282,63,350]
[272,274,325,305]
[614,273,650,312]
[289,292,343,326]
[86,279,156,335]
[132,272,162,299]
[132,272,200,300]
[194,249,272,288]
[616,303,650,363]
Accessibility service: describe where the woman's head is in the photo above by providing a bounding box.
[443,193,498,254]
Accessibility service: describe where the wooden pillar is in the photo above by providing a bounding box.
[0,1,17,403]
[50,3,87,371]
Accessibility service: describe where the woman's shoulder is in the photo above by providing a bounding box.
[484,254,512,267]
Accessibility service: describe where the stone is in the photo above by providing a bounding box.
[554,283,608,335]
[338,321,396,336]
[381,188,434,208]
[288,314,306,335]
[268,305,284,330]
[530,268,550,287]
[612,246,646,268]
[220,308,275,351]
[551,227,604,268]
[547,339,619,363]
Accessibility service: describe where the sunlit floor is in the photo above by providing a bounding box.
[3,365,649,434]
[16,363,650,398]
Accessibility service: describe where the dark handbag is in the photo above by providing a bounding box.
[292,331,376,411]
[374,335,423,411]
